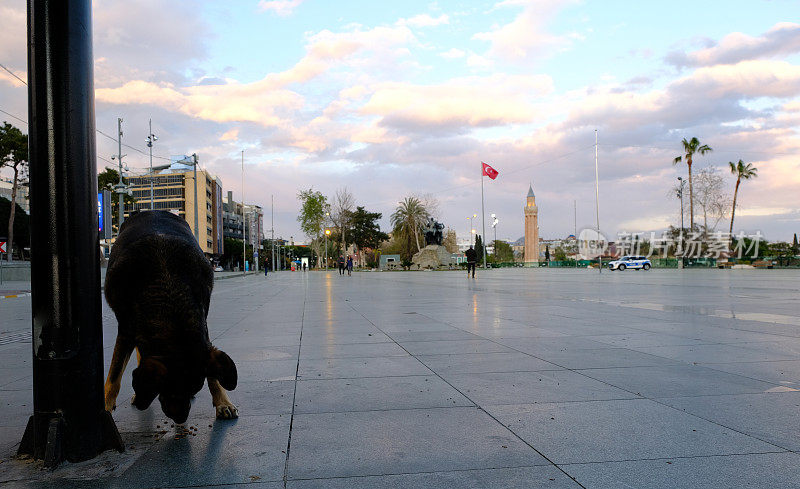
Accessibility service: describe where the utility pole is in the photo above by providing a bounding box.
[241,150,246,276]
[271,194,275,272]
[192,154,199,241]
[115,118,125,230]
[594,129,601,274]
[678,177,685,268]
[574,200,577,268]
[21,0,123,466]
[146,119,157,210]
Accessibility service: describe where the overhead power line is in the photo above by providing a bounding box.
[0,62,27,85]
[1,106,173,162]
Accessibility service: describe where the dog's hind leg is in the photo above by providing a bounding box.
[104,337,135,412]
[208,378,239,419]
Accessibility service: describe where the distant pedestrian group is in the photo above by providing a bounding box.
[338,255,354,276]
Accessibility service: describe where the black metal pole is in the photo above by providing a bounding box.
[19,0,123,466]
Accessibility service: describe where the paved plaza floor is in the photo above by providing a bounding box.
[2,268,800,488]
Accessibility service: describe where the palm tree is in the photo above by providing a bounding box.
[390,197,429,259]
[673,137,712,230]
[728,159,758,243]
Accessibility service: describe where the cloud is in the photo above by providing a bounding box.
[562,60,800,133]
[360,74,554,133]
[440,48,466,59]
[0,5,26,77]
[96,79,304,126]
[92,0,210,86]
[219,128,239,141]
[666,22,800,68]
[258,0,304,16]
[473,0,577,62]
[397,13,450,28]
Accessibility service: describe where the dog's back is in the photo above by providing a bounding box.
[105,211,214,348]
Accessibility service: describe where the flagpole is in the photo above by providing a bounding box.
[481,163,487,268]
[594,129,601,274]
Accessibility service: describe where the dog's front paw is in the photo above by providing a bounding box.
[215,402,239,420]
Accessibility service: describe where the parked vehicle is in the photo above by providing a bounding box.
[608,256,651,271]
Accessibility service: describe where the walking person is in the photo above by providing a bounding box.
[465,245,477,278]
[303,262,307,272]
[346,256,353,276]
[338,255,345,276]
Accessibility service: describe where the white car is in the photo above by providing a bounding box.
[608,255,651,271]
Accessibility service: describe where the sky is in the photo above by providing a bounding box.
[1,0,799,244]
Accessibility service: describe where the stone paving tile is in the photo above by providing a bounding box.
[444,370,639,405]
[633,343,797,364]
[561,452,800,489]
[701,359,800,385]
[0,389,32,427]
[287,407,548,480]
[212,343,298,361]
[488,399,782,465]
[399,339,516,355]
[581,332,711,348]
[417,351,563,375]
[288,465,581,488]
[387,329,482,343]
[661,391,800,452]
[117,414,289,488]
[299,341,410,359]
[297,356,432,380]
[235,359,300,382]
[293,375,472,413]
[300,331,393,345]
[577,364,779,398]
[494,336,614,354]
[534,347,681,370]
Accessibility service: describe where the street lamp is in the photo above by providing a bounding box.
[677,176,685,267]
[325,228,331,269]
[145,119,158,210]
[468,213,477,246]
[491,213,498,261]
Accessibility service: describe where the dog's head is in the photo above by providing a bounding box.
[131,348,237,424]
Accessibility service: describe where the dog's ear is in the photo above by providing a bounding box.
[131,357,166,410]
[207,348,237,391]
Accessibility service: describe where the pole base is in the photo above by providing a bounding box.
[18,410,124,468]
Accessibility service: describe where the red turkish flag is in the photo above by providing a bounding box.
[482,162,499,180]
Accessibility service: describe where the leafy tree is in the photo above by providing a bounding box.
[768,242,794,266]
[0,197,29,259]
[297,188,328,268]
[493,240,514,262]
[544,245,551,261]
[673,137,712,230]
[98,167,135,235]
[793,233,798,255]
[0,122,28,261]
[475,235,484,263]
[390,196,429,262]
[728,159,758,246]
[553,246,567,261]
[350,206,388,266]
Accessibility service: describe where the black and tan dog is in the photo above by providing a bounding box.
[103,210,238,424]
